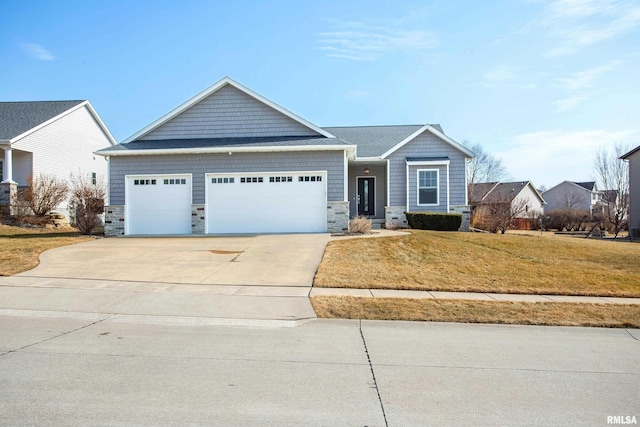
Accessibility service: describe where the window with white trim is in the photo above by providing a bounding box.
[164,178,187,185]
[417,169,438,205]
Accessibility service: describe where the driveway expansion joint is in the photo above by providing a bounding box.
[359,319,388,427]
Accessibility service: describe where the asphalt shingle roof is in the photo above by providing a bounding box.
[0,101,85,141]
[575,181,596,191]
[324,125,424,157]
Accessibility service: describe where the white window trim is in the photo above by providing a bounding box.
[417,169,439,207]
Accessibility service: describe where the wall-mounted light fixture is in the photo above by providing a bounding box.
[364,164,370,175]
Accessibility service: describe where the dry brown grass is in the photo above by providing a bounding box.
[348,216,372,234]
[314,230,640,297]
[311,296,640,328]
[0,224,92,276]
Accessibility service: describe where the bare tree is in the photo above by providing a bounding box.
[559,188,585,210]
[593,142,630,237]
[69,173,106,235]
[21,174,69,217]
[467,142,510,201]
[472,195,528,234]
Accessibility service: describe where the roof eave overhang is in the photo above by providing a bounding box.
[95,144,356,157]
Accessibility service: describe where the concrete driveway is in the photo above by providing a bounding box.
[18,234,330,287]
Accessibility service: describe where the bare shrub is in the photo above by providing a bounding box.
[545,209,592,231]
[22,174,69,217]
[349,216,372,234]
[69,173,106,235]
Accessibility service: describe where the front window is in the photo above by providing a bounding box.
[418,169,438,205]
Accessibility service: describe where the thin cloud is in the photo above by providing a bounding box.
[497,128,640,186]
[317,21,438,61]
[553,60,622,111]
[481,65,519,87]
[22,43,55,61]
[533,0,640,56]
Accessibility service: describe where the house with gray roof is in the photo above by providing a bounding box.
[469,181,546,230]
[621,145,640,237]
[542,181,604,215]
[96,77,473,236]
[0,100,116,216]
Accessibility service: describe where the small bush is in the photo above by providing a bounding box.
[21,174,69,217]
[405,212,462,231]
[69,173,106,235]
[348,215,372,234]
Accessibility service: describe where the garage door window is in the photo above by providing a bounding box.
[240,177,263,183]
[211,177,235,184]
[164,178,186,185]
[269,176,293,183]
[134,179,156,185]
[299,175,322,182]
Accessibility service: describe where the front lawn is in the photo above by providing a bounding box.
[314,230,640,297]
[0,224,92,276]
[311,296,640,328]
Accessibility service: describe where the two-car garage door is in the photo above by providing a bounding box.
[125,172,327,235]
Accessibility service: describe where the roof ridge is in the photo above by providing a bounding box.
[0,100,86,104]
[323,124,425,129]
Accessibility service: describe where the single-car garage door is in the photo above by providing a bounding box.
[125,174,192,235]
[206,171,327,234]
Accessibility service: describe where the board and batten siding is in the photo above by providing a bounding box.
[109,150,346,205]
[8,105,112,192]
[141,85,321,140]
[387,131,469,210]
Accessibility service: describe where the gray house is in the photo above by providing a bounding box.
[96,77,472,236]
[542,181,603,215]
[621,145,640,237]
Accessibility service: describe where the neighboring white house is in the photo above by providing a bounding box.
[542,181,603,215]
[621,145,640,238]
[469,181,546,229]
[0,101,116,217]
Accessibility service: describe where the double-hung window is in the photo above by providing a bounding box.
[417,169,438,205]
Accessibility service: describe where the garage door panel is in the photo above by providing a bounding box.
[207,172,327,234]
[126,175,192,235]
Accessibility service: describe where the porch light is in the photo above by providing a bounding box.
[364,164,370,175]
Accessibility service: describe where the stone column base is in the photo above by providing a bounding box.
[0,182,18,216]
[192,204,205,234]
[104,206,125,236]
[385,206,409,229]
[450,205,471,231]
[327,201,349,233]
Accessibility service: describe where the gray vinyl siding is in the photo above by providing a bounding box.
[109,151,345,205]
[627,150,640,230]
[542,183,590,213]
[347,163,386,219]
[407,165,448,213]
[141,85,321,140]
[387,131,469,209]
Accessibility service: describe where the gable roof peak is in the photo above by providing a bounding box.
[121,77,335,143]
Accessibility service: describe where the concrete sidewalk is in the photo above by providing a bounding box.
[310,287,640,304]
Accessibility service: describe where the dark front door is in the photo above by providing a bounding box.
[357,177,375,216]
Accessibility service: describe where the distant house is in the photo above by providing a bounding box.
[0,101,116,217]
[621,145,640,237]
[469,181,546,230]
[542,181,603,215]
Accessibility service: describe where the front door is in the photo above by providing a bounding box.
[357,177,375,216]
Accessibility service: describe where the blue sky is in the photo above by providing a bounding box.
[1,0,639,188]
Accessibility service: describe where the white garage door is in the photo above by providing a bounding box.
[206,172,327,233]
[126,175,192,235]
